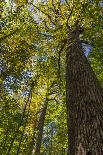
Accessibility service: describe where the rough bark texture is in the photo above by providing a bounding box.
[35,99,48,155]
[66,28,103,155]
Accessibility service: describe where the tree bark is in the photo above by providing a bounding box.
[35,99,48,155]
[66,29,103,155]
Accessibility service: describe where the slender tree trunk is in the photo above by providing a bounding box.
[66,28,103,155]
[16,106,30,155]
[7,89,32,155]
[35,98,48,155]
[28,127,36,155]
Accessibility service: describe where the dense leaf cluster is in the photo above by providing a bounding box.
[0,0,103,154]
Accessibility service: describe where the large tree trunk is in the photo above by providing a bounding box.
[66,28,103,155]
[35,99,48,155]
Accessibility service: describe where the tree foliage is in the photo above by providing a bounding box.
[0,0,103,154]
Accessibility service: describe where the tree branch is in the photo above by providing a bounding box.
[0,29,19,42]
[30,3,56,25]
[66,0,74,28]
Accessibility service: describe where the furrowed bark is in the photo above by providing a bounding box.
[66,28,103,155]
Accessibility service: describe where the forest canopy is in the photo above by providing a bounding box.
[0,0,103,155]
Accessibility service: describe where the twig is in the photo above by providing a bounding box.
[66,0,74,28]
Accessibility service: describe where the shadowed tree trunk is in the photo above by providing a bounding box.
[66,26,103,155]
[35,98,48,155]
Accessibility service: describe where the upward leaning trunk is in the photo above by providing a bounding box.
[66,29,103,155]
[35,99,48,155]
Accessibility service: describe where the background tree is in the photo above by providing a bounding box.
[0,0,103,155]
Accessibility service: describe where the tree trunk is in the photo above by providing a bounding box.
[35,99,48,155]
[66,28,103,155]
